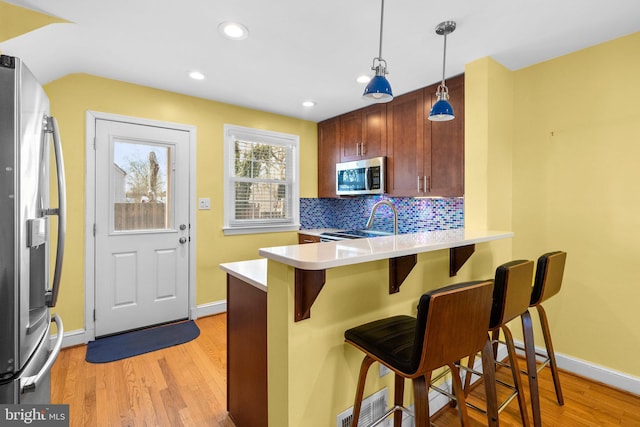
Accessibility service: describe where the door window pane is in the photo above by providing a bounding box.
[112,141,171,231]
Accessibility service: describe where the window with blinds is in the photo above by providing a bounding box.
[223,125,300,234]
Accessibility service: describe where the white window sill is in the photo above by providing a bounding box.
[223,224,301,236]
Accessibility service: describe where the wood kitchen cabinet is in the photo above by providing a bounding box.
[386,74,464,197]
[298,233,321,244]
[426,74,464,197]
[317,117,340,198]
[227,274,267,427]
[339,103,386,162]
[317,103,386,197]
[317,74,464,198]
[386,88,425,196]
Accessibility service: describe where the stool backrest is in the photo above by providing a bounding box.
[413,280,494,374]
[490,260,535,329]
[530,251,566,306]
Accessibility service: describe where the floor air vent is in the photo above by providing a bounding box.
[337,388,389,427]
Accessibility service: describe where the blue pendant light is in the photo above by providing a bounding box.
[428,21,456,121]
[363,0,393,103]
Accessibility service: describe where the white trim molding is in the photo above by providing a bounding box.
[513,339,640,396]
[194,300,227,319]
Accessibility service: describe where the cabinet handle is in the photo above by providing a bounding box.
[417,176,421,192]
[424,176,431,192]
[355,143,360,156]
[360,142,366,156]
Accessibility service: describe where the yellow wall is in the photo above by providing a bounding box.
[511,32,640,376]
[0,2,66,43]
[44,74,317,331]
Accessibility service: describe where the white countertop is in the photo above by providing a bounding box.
[220,258,267,291]
[259,229,513,270]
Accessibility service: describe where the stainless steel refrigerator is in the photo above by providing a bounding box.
[0,54,65,404]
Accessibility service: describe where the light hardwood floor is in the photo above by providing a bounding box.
[52,314,640,426]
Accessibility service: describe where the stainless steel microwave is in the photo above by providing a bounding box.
[336,156,386,196]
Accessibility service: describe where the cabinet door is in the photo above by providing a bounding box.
[339,104,386,162]
[386,89,425,196]
[361,103,386,159]
[318,117,340,198]
[339,110,362,161]
[426,74,464,197]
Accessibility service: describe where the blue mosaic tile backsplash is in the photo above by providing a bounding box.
[300,196,464,234]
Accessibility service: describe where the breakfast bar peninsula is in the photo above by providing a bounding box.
[220,228,513,427]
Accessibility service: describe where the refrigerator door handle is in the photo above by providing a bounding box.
[20,314,64,394]
[43,116,66,308]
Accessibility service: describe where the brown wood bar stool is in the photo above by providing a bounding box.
[462,260,540,427]
[344,280,498,427]
[527,251,567,406]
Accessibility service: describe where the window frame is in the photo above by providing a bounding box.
[223,124,300,235]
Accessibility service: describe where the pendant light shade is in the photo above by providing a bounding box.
[363,0,393,103]
[429,85,455,121]
[428,21,456,121]
[363,60,393,101]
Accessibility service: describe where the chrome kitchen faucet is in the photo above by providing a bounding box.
[366,200,398,234]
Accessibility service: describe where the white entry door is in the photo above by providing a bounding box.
[94,119,190,337]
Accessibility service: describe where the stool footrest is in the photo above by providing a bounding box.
[430,381,517,415]
[368,404,414,427]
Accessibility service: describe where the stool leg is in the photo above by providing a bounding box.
[536,304,564,405]
[462,353,476,396]
[393,373,404,427]
[522,309,541,427]
[480,336,499,427]
[448,363,471,426]
[502,325,531,427]
[412,374,431,427]
[352,355,375,427]
[491,329,500,359]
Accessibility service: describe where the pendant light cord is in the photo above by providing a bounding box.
[378,0,385,60]
[441,33,447,87]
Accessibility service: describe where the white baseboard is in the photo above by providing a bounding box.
[50,328,90,349]
[193,300,227,318]
[513,339,640,396]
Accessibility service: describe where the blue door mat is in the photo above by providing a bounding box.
[85,320,200,363]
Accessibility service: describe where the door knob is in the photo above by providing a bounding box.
[179,224,187,230]
[179,237,187,244]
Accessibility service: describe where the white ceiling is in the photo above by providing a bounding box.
[3,0,640,122]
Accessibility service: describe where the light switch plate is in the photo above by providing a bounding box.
[198,198,211,210]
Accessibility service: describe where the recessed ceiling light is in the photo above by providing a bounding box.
[302,100,316,108]
[218,21,249,40]
[189,71,205,80]
[357,75,372,84]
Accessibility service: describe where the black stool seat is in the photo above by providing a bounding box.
[345,315,417,374]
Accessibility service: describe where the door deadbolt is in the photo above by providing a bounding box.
[179,224,187,230]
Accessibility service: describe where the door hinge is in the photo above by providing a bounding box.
[93,224,96,236]
[93,137,96,150]
[93,309,96,321]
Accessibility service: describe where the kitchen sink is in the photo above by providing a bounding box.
[318,229,393,241]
